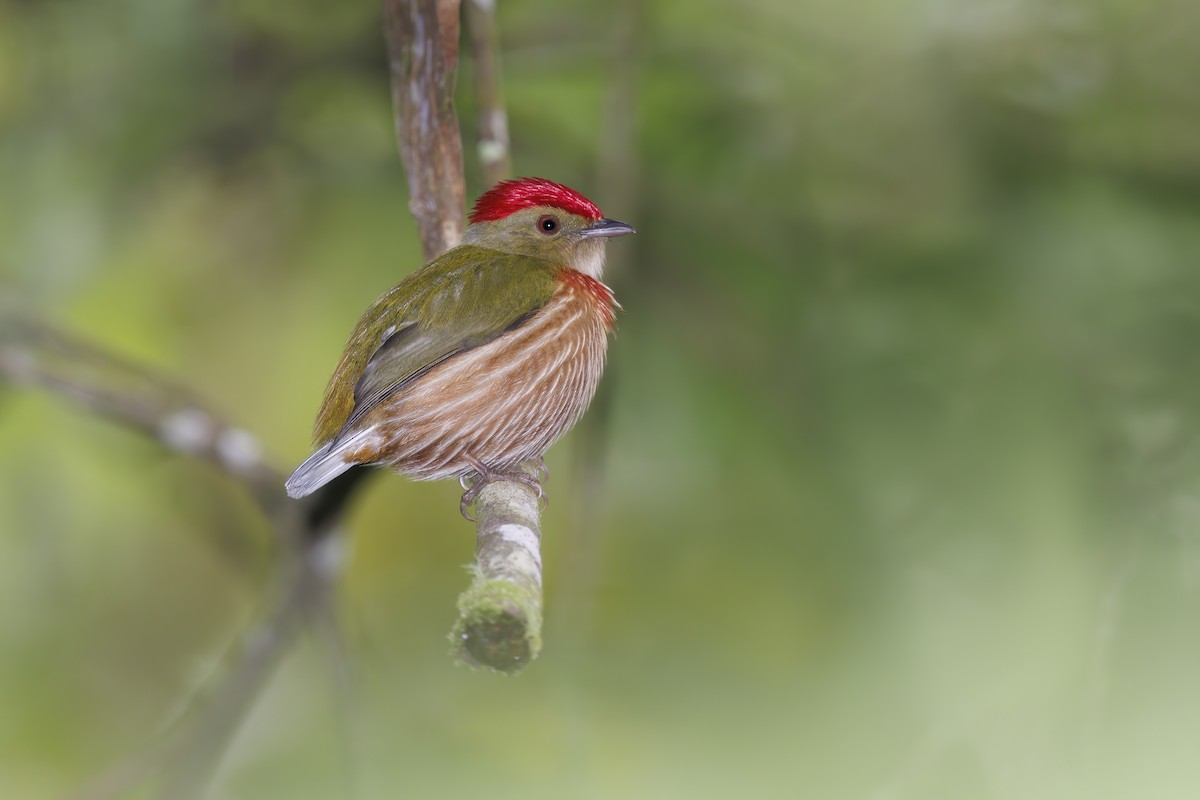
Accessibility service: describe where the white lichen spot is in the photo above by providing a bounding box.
[216,427,263,474]
[478,138,506,165]
[495,523,540,560]
[160,409,214,454]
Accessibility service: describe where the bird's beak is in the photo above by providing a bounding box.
[579,217,636,239]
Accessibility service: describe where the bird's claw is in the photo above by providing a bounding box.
[458,455,548,521]
[459,481,482,521]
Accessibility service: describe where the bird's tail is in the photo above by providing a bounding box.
[285,432,371,498]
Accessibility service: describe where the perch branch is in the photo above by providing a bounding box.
[384,0,544,672]
[464,0,511,186]
[451,480,543,670]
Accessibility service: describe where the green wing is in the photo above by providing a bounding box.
[313,246,558,445]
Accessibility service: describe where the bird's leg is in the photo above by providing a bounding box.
[459,454,547,521]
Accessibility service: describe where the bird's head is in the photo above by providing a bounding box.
[462,177,635,278]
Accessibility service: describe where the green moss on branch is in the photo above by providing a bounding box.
[451,480,543,672]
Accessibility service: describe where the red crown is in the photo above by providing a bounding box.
[469,177,603,224]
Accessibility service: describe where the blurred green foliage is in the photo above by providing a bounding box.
[3,0,1200,797]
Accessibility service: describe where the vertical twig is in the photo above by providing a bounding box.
[464,0,511,186]
[595,0,641,282]
[383,0,467,258]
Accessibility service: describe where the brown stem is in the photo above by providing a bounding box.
[383,0,467,258]
[596,0,641,282]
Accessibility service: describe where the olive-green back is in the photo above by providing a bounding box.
[314,246,559,445]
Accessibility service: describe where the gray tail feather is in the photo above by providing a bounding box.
[285,441,356,498]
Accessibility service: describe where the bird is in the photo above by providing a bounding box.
[285,177,635,517]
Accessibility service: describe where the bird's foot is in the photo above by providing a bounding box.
[458,455,548,521]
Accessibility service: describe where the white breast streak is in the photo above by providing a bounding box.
[376,283,609,479]
[404,290,579,411]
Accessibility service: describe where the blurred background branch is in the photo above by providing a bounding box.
[0,313,344,800]
[464,0,512,187]
[0,318,286,523]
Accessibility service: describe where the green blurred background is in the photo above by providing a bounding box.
[4,0,1200,797]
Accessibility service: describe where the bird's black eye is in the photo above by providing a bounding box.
[538,215,559,234]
